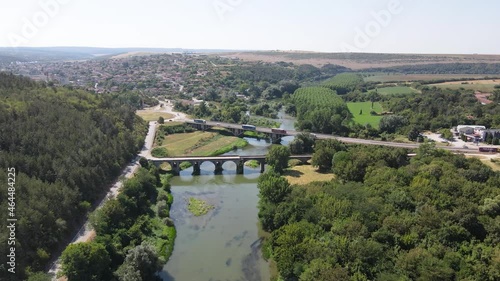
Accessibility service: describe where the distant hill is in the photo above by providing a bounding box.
[220,51,500,70]
[0,47,244,63]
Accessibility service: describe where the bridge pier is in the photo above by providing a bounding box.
[214,161,223,174]
[260,161,265,173]
[192,162,201,175]
[236,161,244,174]
[170,161,180,176]
[229,128,244,136]
[270,133,287,144]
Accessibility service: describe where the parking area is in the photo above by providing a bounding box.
[422,132,475,148]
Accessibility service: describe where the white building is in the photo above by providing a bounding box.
[456,125,486,135]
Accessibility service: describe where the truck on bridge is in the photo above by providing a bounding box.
[193,119,207,124]
[271,128,286,134]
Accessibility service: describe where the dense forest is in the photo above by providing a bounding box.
[0,72,147,280]
[260,142,500,280]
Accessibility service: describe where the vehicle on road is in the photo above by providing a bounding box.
[242,124,256,131]
[479,147,498,153]
[271,128,287,134]
[193,119,206,124]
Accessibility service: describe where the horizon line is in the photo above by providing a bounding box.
[0,46,499,56]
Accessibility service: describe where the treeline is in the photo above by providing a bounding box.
[365,63,500,74]
[60,165,175,281]
[384,87,500,132]
[0,73,147,280]
[227,62,350,84]
[259,142,500,280]
[177,95,282,127]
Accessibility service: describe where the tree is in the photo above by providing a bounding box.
[27,272,52,281]
[266,145,291,174]
[157,116,164,124]
[300,260,349,281]
[379,115,408,134]
[311,139,346,171]
[139,157,149,168]
[492,89,500,103]
[60,242,111,281]
[408,126,420,142]
[439,129,454,141]
[115,243,162,281]
[289,138,305,154]
[258,170,291,205]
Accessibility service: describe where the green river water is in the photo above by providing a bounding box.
[160,113,295,281]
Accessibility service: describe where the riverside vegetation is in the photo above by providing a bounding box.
[60,163,176,281]
[259,141,500,281]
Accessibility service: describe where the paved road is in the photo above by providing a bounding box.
[191,120,487,154]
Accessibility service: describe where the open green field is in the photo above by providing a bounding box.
[429,79,500,92]
[347,102,383,127]
[363,73,496,83]
[136,110,175,121]
[376,86,419,95]
[156,130,247,156]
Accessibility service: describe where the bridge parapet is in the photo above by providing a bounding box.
[148,155,312,175]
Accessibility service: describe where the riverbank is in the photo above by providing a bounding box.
[58,165,177,280]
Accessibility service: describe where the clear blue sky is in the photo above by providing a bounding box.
[1,0,499,54]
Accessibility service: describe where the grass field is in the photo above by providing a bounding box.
[284,165,334,185]
[136,110,175,121]
[347,102,384,127]
[156,131,247,156]
[429,79,500,92]
[376,86,419,95]
[363,73,496,82]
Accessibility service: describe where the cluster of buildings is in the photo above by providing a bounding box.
[0,53,215,97]
[455,125,500,142]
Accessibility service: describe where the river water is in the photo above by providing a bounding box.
[160,112,295,281]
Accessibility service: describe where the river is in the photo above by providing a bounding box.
[160,112,295,281]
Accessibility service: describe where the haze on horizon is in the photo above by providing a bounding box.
[1,0,499,54]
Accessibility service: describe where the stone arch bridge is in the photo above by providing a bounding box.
[149,155,311,175]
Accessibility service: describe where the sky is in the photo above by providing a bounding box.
[0,0,499,54]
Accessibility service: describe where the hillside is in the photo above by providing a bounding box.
[220,51,500,70]
[0,73,147,280]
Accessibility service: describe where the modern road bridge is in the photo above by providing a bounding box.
[185,121,484,154]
